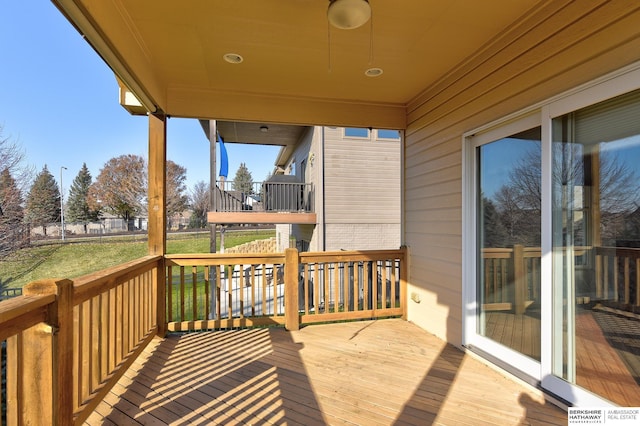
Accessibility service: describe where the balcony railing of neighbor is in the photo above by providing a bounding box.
[214,180,314,213]
[1,247,406,425]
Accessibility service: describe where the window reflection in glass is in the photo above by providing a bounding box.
[477,127,542,361]
[552,89,640,405]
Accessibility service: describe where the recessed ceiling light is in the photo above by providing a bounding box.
[365,67,383,77]
[260,125,269,133]
[223,53,243,64]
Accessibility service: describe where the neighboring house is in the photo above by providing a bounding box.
[273,126,401,252]
[207,124,401,253]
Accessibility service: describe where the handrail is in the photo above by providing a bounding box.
[1,256,162,425]
[164,248,407,332]
[72,255,161,304]
[482,245,640,313]
[1,249,406,424]
[213,180,314,213]
[0,294,54,341]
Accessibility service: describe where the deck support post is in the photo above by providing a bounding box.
[148,112,167,336]
[17,279,74,426]
[284,248,300,331]
[148,112,167,256]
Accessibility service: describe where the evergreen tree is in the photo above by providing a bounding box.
[66,163,99,224]
[25,165,60,235]
[232,162,254,194]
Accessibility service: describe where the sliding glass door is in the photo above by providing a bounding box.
[466,71,640,406]
[550,89,640,406]
[467,116,543,378]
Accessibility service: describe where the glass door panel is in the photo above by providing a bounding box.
[551,89,640,405]
[477,126,542,362]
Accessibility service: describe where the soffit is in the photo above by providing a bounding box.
[53,0,543,128]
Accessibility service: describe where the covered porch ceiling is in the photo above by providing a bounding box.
[199,119,308,157]
[52,0,543,130]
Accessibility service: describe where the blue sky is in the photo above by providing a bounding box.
[0,2,280,198]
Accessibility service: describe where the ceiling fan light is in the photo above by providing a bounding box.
[327,0,371,30]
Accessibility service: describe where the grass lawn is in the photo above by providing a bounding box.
[0,229,274,289]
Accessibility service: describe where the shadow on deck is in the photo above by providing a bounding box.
[85,319,566,425]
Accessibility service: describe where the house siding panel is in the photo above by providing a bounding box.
[324,223,401,252]
[404,1,640,345]
[323,128,401,226]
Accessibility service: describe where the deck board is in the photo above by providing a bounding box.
[486,308,640,406]
[85,319,566,425]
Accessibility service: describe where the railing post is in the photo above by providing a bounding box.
[156,258,167,337]
[20,278,74,426]
[284,248,300,331]
[401,246,409,321]
[513,245,525,315]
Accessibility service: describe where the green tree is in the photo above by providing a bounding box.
[232,162,254,194]
[66,163,100,226]
[88,155,146,230]
[25,165,60,235]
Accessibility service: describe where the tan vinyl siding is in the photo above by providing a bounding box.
[403,0,640,345]
[323,127,401,225]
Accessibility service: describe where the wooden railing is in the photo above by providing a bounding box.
[595,246,640,308]
[214,180,314,213]
[0,248,406,424]
[165,248,407,332]
[0,255,162,426]
[481,245,640,313]
[482,245,541,314]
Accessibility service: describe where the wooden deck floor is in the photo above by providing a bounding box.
[486,307,640,406]
[84,319,566,425]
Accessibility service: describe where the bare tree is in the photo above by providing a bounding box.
[503,142,640,245]
[0,126,33,256]
[189,180,210,228]
[88,155,190,231]
[88,154,146,230]
[0,125,33,193]
[166,160,189,228]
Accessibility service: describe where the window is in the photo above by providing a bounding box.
[344,127,369,138]
[377,129,400,140]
